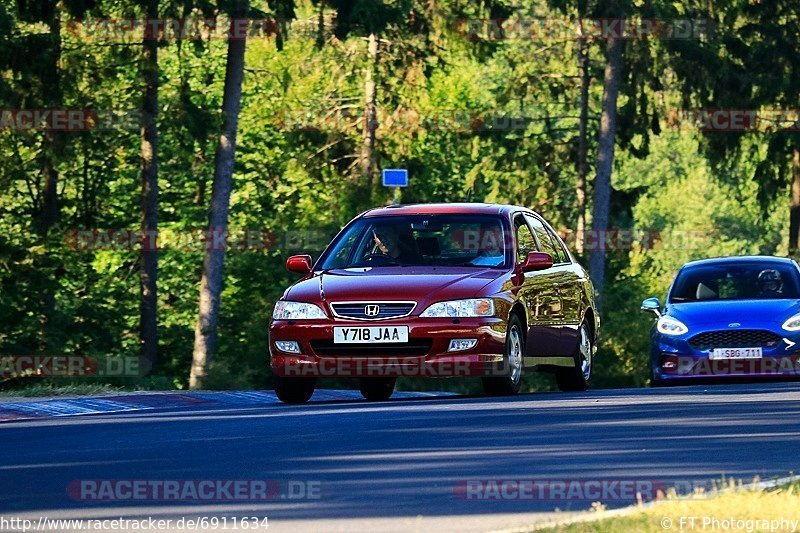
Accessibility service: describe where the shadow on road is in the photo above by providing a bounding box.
[1,382,799,524]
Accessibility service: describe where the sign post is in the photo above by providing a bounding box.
[382,169,408,204]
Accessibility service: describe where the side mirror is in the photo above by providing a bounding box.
[286,254,312,275]
[521,251,553,272]
[641,297,661,318]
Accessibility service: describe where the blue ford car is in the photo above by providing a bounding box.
[642,256,800,385]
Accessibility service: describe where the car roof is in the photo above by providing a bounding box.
[362,203,532,218]
[682,255,796,268]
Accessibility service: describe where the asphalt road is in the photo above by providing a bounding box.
[2,382,800,532]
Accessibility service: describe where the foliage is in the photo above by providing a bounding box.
[0,0,795,393]
[538,480,800,533]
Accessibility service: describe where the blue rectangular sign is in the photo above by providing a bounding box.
[382,169,408,187]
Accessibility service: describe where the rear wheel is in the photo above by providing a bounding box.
[482,315,524,396]
[274,376,315,404]
[556,322,592,392]
[359,378,396,401]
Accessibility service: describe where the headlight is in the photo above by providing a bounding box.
[420,298,495,318]
[656,316,689,336]
[272,301,327,320]
[782,313,800,331]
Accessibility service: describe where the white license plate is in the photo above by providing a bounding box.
[333,326,409,344]
[710,347,763,360]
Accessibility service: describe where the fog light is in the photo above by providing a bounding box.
[275,341,301,354]
[448,339,478,352]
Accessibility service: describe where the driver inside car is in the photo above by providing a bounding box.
[371,227,401,259]
[371,227,420,263]
[757,268,784,297]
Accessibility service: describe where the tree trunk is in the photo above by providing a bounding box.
[139,0,159,373]
[360,33,378,203]
[40,154,59,233]
[36,6,64,351]
[315,1,325,49]
[790,146,800,255]
[588,36,623,311]
[575,35,590,255]
[189,0,249,389]
[39,10,62,235]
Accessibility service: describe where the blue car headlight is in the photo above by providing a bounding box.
[656,316,689,336]
[782,313,800,331]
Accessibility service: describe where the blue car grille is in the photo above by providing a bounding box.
[688,329,783,350]
[331,302,415,320]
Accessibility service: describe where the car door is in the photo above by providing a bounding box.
[524,213,573,356]
[544,220,588,353]
[541,218,582,325]
[513,213,563,358]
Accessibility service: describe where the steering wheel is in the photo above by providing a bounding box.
[362,253,396,263]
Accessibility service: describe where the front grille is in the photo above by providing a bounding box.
[688,329,783,350]
[330,302,415,321]
[311,339,433,357]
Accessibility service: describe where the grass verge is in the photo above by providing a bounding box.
[536,480,800,532]
[0,376,177,398]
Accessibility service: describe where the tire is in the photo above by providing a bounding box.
[274,376,315,404]
[359,378,396,401]
[482,315,525,396]
[556,322,592,392]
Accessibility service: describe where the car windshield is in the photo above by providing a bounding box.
[669,261,800,302]
[318,214,509,269]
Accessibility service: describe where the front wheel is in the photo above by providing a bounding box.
[482,315,525,396]
[359,378,396,401]
[555,322,592,392]
[275,376,315,404]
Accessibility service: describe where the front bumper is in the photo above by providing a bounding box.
[651,328,800,382]
[269,317,507,378]
[653,353,800,382]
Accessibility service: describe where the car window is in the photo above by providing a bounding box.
[324,228,361,269]
[318,215,509,269]
[524,214,560,262]
[545,225,570,264]
[514,216,536,264]
[669,262,800,302]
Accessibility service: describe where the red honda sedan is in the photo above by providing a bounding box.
[269,203,599,403]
